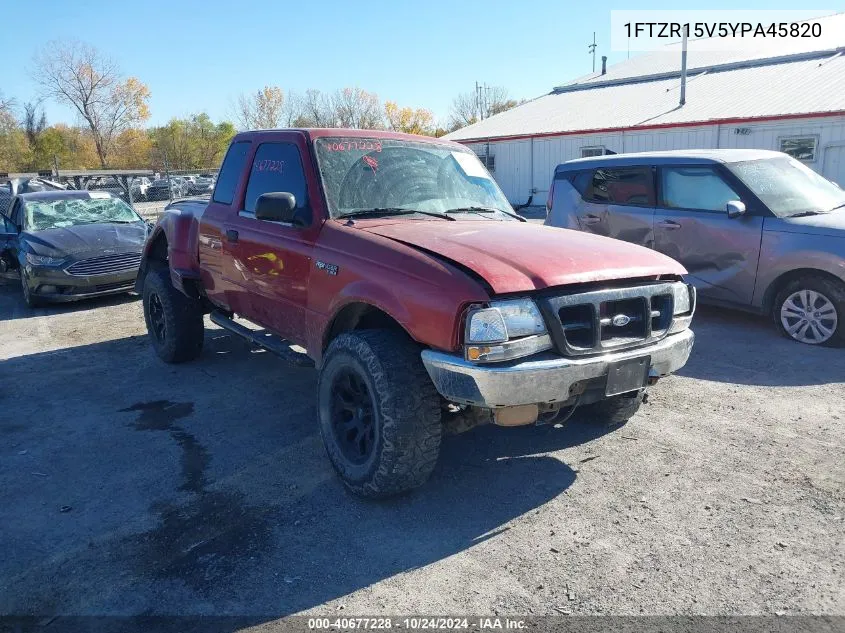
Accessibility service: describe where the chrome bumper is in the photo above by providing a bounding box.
[421,329,694,408]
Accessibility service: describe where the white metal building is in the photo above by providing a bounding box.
[445,14,845,205]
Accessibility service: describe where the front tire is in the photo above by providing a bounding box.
[583,390,644,428]
[21,270,46,308]
[142,267,204,363]
[774,276,844,347]
[318,330,442,498]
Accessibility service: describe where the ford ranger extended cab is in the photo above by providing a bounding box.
[136,129,696,498]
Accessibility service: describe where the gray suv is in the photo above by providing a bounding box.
[545,150,845,346]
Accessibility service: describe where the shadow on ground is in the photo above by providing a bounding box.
[677,305,845,387]
[0,329,608,625]
[0,278,139,322]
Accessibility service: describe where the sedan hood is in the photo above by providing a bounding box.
[358,220,687,294]
[765,209,845,238]
[23,222,148,258]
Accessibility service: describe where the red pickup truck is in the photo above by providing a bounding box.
[136,129,696,498]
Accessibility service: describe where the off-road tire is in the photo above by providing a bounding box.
[318,330,442,498]
[142,267,204,363]
[583,390,644,428]
[21,270,46,308]
[773,275,845,347]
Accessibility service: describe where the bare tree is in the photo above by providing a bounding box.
[448,85,518,131]
[235,85,285,130]
[23,102,47,147]
[332,87,383,129]
[287,89,334,127]
[33,40,150,167]
[0,90,14,113]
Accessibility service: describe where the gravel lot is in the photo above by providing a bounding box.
[1,278,843,621]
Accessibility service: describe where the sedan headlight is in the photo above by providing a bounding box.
[465,298,552,363]
[25,252,66,267]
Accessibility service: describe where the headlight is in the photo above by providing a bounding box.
[465,298,552,362]
[668,283,696,334]
[25,252,65,267]
[671,282,695,315]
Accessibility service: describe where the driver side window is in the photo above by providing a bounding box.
[243,142,308,218]
[660,166,742,212]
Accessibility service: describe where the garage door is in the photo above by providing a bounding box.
[822,144,845,187]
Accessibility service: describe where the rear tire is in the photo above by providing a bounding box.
[583,390,644,428]
[318,330,442,498]
[142,267,204,363]
[773,275,844,347]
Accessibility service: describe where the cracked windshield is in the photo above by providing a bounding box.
[24,196,141,231]
[315,137,514,219]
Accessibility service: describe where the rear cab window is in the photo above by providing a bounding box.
[212,141,251,205]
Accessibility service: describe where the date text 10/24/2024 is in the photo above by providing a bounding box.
[308,617,527,630]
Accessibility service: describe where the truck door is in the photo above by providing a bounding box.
[198,140,252,309]
[654,164,763,306]
[572,166,656,248]
[222,141,317,342]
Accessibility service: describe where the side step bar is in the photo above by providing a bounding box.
[210,311,315,368]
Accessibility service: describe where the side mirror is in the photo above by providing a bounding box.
[255,192,298,223]
[726,200,746,219]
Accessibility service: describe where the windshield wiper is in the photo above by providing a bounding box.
[827,202,845,212]
[788,210,827,218]
[339,207,455,221]
[445,206,526,221]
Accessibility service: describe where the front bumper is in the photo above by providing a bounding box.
[421,329,694,408]
[26,265,137,303]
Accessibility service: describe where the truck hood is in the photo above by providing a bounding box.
[358,220,687,294]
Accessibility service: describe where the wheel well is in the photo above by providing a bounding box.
[323,303,407,352]
[147,232,168,265]
[763,268,845,312]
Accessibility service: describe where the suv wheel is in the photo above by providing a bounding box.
[21,270,45,308]
[774,276,844,347]
[318,330,442,498]
[142,267,205,362]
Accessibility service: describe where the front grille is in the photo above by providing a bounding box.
[66,252,142,277]
[539,282,676,357]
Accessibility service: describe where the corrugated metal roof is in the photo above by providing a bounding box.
[445,52,845,142]
[445,13,845,142]
[561,13,845,89]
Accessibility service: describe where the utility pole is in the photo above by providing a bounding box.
[679,27,688,106]
[588,32,597,73]
[475,81,483,121]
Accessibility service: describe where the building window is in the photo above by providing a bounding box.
[779,136,818,162]
[475,153,495,172]
[580,146,606,158]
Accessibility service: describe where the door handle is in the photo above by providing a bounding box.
[581,214,602,225]
[657,220,681,230]
[225,229,239,243]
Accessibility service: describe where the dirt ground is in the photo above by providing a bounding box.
[1,278,843,622]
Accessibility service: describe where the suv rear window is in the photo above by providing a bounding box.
[584,167,655,206]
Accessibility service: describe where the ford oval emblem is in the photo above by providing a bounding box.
[611,314,632,327]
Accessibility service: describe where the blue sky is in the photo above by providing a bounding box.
[0,0,834,127]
